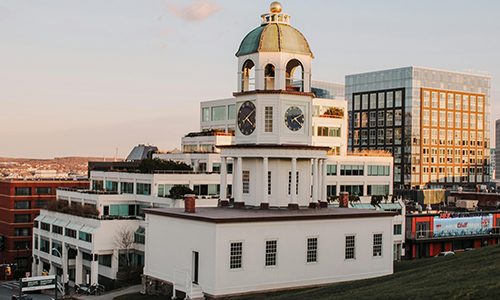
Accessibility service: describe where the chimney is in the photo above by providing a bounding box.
[184,194,196,213]
[339,192,349,208]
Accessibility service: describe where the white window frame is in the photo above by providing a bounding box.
[229,241,243,270]
[264,239,278,268]
[372,233,383,258]
[345,234,356,260]
[306,236,319,264]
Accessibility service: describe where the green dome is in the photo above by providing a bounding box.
[236,23,313,58]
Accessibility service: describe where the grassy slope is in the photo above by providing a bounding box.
[232,244,500,300]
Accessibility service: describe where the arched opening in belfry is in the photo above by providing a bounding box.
[241,60,256,92]
[264,64,275,90]
[285,59,304,92]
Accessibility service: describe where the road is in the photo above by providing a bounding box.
[0,281,54,300]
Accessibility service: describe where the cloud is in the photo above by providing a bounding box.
[165,0,221,22]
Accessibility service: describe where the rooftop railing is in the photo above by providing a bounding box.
[407,227,500,240]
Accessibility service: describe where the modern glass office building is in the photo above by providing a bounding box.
[346,67,491,189]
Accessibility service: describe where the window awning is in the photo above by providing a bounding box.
[379,203,402,210]
[34,215,45,222]
[53,219,70,227]
[351,203,376,209]
[41,216,56,224]
[66,222,83,231]
[80,225,97,234]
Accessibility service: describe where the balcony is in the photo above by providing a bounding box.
[407,227,500,241]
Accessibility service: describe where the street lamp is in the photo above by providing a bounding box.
[51,247,65,297]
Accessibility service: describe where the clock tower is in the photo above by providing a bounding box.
[219,2,328,209]
[233,1,314,146]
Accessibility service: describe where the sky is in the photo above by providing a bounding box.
[0,0,499,158]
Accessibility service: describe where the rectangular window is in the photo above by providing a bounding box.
[14,201,30,209]
[368,185,389,196]
[230,242,243,269]
[40,238,50,253]
[79,231,92,243]
[14,241,30,250]
[52,240,62,257]
[393,224,402,235]
[362,94,368,110]
[242,171,250,194]
[34,235,38,250]
[15,187,31,196]
[65,228,77,239]
[306,237,318,263]
[14,228,31,237]
[326,164,337,176]
[35,187,52,195]
[345,235,356,259]
[395,90,402,107]
[378,93,385,109]
[317,127,341,137]
[340,165,364,176]
[386,92,393,107]
[136,183,151,195]
[202,107,210,122]
[327,185,337,197]
[14,214,31,223]
[377,111,385,127]
[211,106,226,121]
[354,95,360,110]
[92,180,104,191]
[120,182,134,194]
[98,255,113,267]
[105,181,118,192]
[373,234,383,257]
[370,93,377,109]
[267,171,272,195]
[287,171,299,195]
[265,240,277,267]
[40,222,51,232]
[227,104,236,120]
[264,106,273,132]
[52,225,63,235]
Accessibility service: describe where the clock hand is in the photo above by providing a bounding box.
[243,109,256,124]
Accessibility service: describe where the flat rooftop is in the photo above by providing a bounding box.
[145,206,396,224]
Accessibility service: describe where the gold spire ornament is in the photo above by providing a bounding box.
[270,2,282,14]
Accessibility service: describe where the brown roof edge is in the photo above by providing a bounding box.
[233,90,315,97]
[216,144,331,151]
[144,209,397,224]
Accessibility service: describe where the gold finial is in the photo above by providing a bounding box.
[270,1,282,13]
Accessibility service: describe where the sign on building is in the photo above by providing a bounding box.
[21,275,56,292]
[433,215,493,237]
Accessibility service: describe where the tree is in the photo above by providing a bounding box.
[370,195,384,207]
[138,158,192,173]
[169,185,195,199]
[115,226,135,270]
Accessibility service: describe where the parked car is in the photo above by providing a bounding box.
[436,251,455,257]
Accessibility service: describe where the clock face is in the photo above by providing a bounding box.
[237,101,256,135]
[285,106,304,131]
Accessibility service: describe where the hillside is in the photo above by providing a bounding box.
[232,244,500,300]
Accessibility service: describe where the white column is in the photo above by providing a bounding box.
[262,157,269,204]
[291,158,297,205]
[90,258,98,285]
[312,158,319,202]
[235,157,243,202]
[75,249,83,284]
[62,244,68,285]
[321,159,327,201]
[220,157,227,200]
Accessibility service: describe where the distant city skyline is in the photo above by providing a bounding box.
[1,0,499,158]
